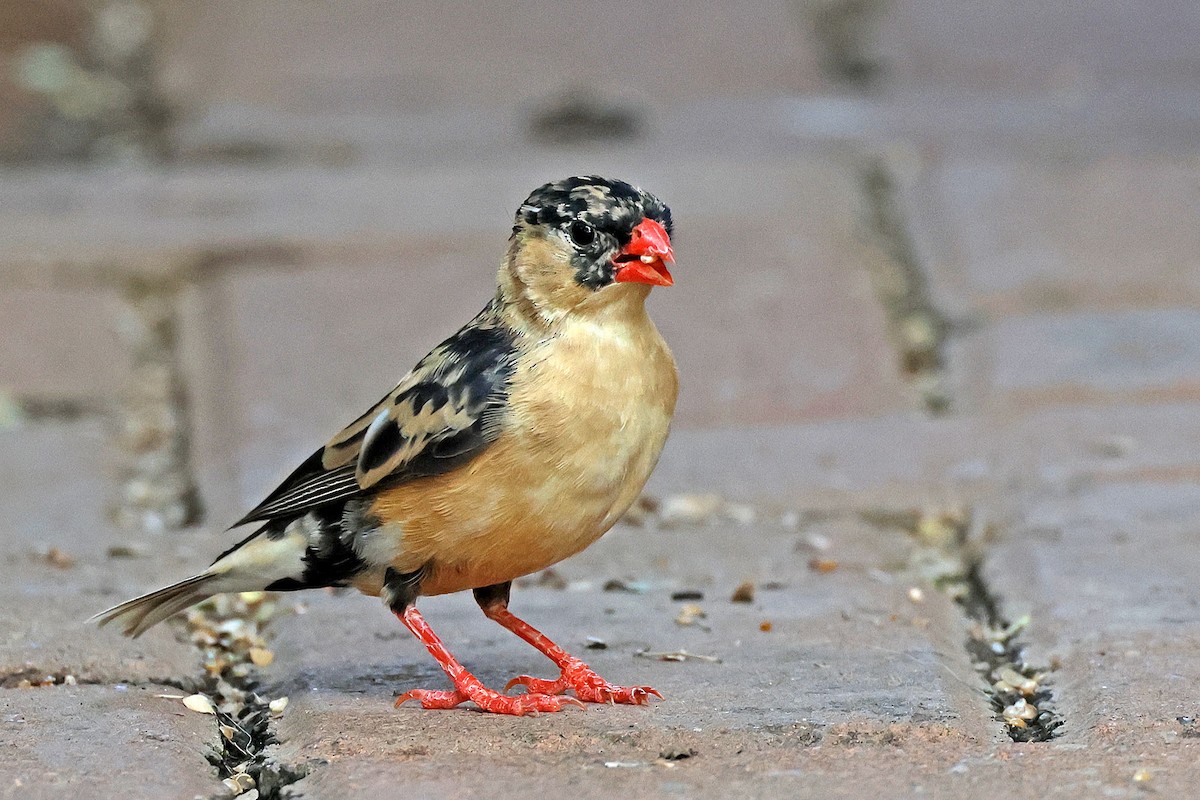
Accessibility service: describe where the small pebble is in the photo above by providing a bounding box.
[635,649,722,663]
[658,747,697,761]
[659,493,723,526]
[670,590,704,601]
[907,587,925,603]
[808,558,838,573]
[43,547,75,569]
[248,647,274,667]
[995,666,1027,687]
[183,694,215,714]
[759,621,773,633]
[721,503,756,525]
[730,581,755,604]
[534,568,568,590]
[675,604,707,627]
[1002,698,1038,722]
[807,532,832,551]
[268,697,288,715]
[223,773,255,793]
[1132,768,1151,783]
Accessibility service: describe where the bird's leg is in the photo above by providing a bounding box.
[384,569,582,715]
[474,582,662,705]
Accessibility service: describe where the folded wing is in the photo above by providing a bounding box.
[231,307,516,528]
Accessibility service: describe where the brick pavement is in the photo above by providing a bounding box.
[2,1,1200,797]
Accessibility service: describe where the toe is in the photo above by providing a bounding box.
[505,674,567,695]
[394,688,468,710]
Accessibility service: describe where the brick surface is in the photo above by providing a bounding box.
[3,0,1200,794]
[648,413,988,502]
[964,394,1200,789]
[155,0,825,114]
[0,684,221,799]
[0,422,220,684]
[0,422,226,794]
[265,513,994,798]
[927,155,1200,312]
[982,476,1200,754]
[986,310,1200,408]
[878,0,1200,94]
[0,285,130,405]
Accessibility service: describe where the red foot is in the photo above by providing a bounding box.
[396,685,584,715]
[391,605,584,716]
[505,657,662,705]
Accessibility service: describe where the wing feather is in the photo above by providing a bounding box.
[231,304,516,527]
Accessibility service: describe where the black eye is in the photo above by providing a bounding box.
[569,220,595,247]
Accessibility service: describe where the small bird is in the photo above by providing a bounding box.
[95,176,678,715]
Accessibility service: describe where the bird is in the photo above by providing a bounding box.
[94,176,679,716]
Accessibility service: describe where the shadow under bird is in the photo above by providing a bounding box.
[94,176,679,715]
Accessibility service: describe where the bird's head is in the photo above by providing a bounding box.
[502,176,674,323]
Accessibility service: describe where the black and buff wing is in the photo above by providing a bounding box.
[231,305,516,528]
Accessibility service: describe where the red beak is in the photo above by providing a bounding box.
[614,218,674,287]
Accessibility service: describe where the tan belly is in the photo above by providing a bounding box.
[358,319,677,597]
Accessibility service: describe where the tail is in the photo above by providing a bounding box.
[90,573,219,638]
[91,523,313,637]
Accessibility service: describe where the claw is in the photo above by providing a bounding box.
[504,674,564,695]
[503,658,662,706]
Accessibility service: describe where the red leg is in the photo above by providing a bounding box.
[479,602,661,705]
[393,606,583,715]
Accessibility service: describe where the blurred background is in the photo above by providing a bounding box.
[4,0,1195,538]
[2,2,1200,793]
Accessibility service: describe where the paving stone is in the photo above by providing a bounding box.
[986,310,1200,407]
[155,0,825,114]
[647,413,988,503]
[926,155,1200,312]
[982,480,1200,753]
[0,683,221,799]
[878,0,1200,94]
[986,403,1200,492]
[976,401,1200,758]
[0,421,220,684]
[265,515,994,798]
[4,3,1200,793]
[0,285,130,406]
[892,150,1200,412]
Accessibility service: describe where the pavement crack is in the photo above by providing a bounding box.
[175,592,309,799]
[959,561,1064,742]
[864,506,1065,742]
[805,0,886,89]
[0,667,89,688]
[859,158,955,415]
[114,278,204,532]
